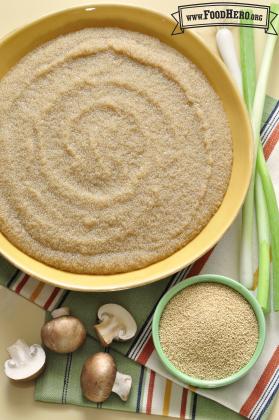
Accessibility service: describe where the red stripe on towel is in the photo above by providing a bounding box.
[136,336,155,365]
[180,388,188,419]
[185,249,213,278]
[15,274,30,293]
[43,287,60,310]
[146,370,156,414]
[263,122,279,160]
[240,346,279,417]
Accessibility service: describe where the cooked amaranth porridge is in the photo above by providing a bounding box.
[0,28,232,274]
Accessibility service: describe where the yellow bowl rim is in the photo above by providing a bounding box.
[0,4,253,291]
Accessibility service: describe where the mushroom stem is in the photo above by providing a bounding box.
[4,339,46,381]
[51,307,70,318]
[94,304,137,347]
[112,371,132,401]
[94,316,124,347]
[7,339,32,366]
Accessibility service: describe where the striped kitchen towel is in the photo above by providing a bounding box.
[0,95,278,420]
[34,332,250,419]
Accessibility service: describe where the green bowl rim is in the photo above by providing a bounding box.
[152,274,266,389]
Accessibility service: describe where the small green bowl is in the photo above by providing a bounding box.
[152,274,266,388]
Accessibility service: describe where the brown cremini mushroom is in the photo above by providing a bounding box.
[4,339,46,381]
[80,352,132,402]
[41,307,86,353]
[94,304,137,347]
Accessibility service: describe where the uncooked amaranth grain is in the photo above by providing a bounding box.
[159,282,259,380]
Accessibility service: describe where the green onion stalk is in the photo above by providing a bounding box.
[239,3,279,312]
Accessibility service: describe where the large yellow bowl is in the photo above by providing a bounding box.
[0,5,253,291]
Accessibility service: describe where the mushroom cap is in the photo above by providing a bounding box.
[80,352,116,402]
[97,304,137,341]
[4,341,46,381]
[41,316,86,353]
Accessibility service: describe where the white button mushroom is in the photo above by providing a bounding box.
[41,307,86,353]
[80,352,132,402]
[94,304,137,347]
[4,339,46,381]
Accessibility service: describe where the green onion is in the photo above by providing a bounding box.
[254,3,279,310]
[255,172,270,313]
[240,14,271,311]
[239,19,257,289]
[257,144,279,310]
[240,3,279,310]
[240,23,256,114]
